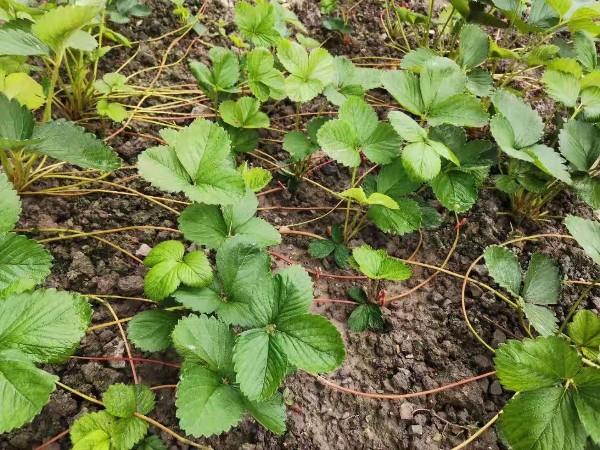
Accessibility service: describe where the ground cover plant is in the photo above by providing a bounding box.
[0,0,600,449]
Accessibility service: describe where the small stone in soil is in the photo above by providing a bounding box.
[491,330,507,347]
[410,425,424,435]
[400,402,414,420]
[489,381,503,395]
[118,275,144,294]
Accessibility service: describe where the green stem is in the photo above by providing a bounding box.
[558,280,598,334]
[423,0,435,47]
[43,48,66,122]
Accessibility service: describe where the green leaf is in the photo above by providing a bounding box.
[565,216,600,266]
[466,69,494,97]
[71,411,115,450]
[233,329,287,400]
[0,72,45,109]
[30,119,121,171]
[569,310,600,361]
[573,175,600,210]
[275,314,345,372]
[0,93,34,148]
[483,246,522,296]
[323,56,364,106]
[244,392,287,435]
[32,5,100,51]
[190,47,239,95]
[241,165,272,192]
[382,70,424,116]
[172,314,235,373]
[215,239,273,327]
[520,301,559,337]
[127,310,179,352]
[273,265,313,323]
[545,0,572,17]
[316,119,360,167]
[0,289,91,363]
[0,23,49,56]
[283,131,319,161]
[388,111,427,142]
[235,1,280,47]
[575,31,597,71]
[247,47,285,101]
[525,144,572,184]
[491,90,544,149]
[574,367,600,443]
[97,100,128,123]
[495,336,581,392]
[431,170,479,213]
[368,198,422,235]
[400,48,437,72]
[522,253,561,305]
[137,119,245,205]
[376,157,421,197]
[458,25,490,69]
[402,141,441,181]
[348,304,384,332]
[559,120,600,172]
[0,172,21,232]
[0,349,57,434]
[420,57,467,111]
[499,387,587,450]
[352,245,412,280]
[219,97,269,129]
[103,383,155,418]
[73,430,111,450]
[173,283,222,315]
[543,69,580,107]
[133,436,168,450]
[582,87,600,121]
[428,94,489,127]
[308,239,336,258]
[144,241,212,301]
[111,417,148,450]
[176,364,245,437]
[277,39,334,102]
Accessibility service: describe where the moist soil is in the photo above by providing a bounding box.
[2,1,599,449]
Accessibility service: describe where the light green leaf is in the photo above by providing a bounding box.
[458,24,490,69]
[137,119,245,205]
[316,119,360,167]
[360,122,402,165]
[111,417,148,450]
[65,29,97,51]
[420,57,467,111]
[97,100,128,123]
[575,31,597,71]
[247,48,285,101]
[524,144,572,184]
[233,329,287,400]
[400,48,437,72]
[491,90,544,149]
[32,5,100,51]
[522,253,561,305]
[103,383,155,418]
[0,172,20,232]
[244,392,287,435]
[431,170,479,213]
[428,94,489,127]
[0,289,91,363]
[499,387,587,450]
[520,301,558,336]
[574,367,600,444]
[0,349,57,434]
[323,56,364,106]
[402,141,441,181]
[0,93,35,149]
[382,70,424,115]
[31,119,121,171]
[275,314,345,372]
[568,310,600,360]
[241,166,272,192]
[558,120,600,172]
[176,364,245,437]
[127,310,179,352]
[495,336,582,392]
[545,0,573,17]
[190,47,240,94]
[71,411,115,449]
[0,72,44,109]
[283,131,318,161]
[352,245,412,280]
[235,1,280,47]
[466,69,494,97]
[219,97,269,129]
[428,139,460,166]
[172,314,235,373]
[388,111,427,142]
[0,24,49,56]
[483,246,522,296]
[73,430,111,450]
[368,198,422,235]
[565,215,600,266]
[582,87,600,121]
[543,69,580,107]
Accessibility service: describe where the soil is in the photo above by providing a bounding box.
[2,1,599,450]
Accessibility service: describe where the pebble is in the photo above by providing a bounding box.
[400,402,414,420]
[469,284,484,298]
[410,425,424,436]
[117,275,144,294]
[491,330,507,347]
[135,243,152,257]
[489,380,503,395]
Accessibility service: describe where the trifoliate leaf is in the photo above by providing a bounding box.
[235,1,280,47]
[428,94,489,127]
[32,5,100,51]
[277,39,334,103]
[348,303,384,332]
[558,120,600,172]
[483,246,522,296]
[402,141,441,181]
[127,310,179,352]
[0,93,35,149]
[0,350,56,434]
[137,119,245,205]
[172,314,235,373]
[431,169,479,213]
[420,57,467,111]
[491,90,544,149]
[103,383,155,418]
[244,392,287,435]
[339,187,399,208]
[176,364,245,437]
[352,245,412,280]
[568,310,600,361]
[522,253,561,306]
[30,119,121,171]
[0,172,21,232]
[382,70,424,116]
[233,329,287,400]
[274,314,345,372]
[458,24,490,69]
[219,97,270,129]
[543,69,580,107]
[495,336,581,392]
[368,198,422,235]
[0,72,44,109]
[0,289,91,363]
[565,216,600,266]
[190,47,240,95]
[499,387,587,450]
[247,47,285,101]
